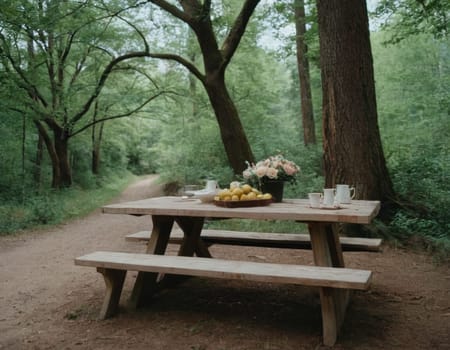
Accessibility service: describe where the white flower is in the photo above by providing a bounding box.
[266,167,278,179]
[242,169,253,179]
[255,166,268,178]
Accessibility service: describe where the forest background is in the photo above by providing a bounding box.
[0,0,448,260]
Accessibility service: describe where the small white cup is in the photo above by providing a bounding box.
[308,193,322,208]
[336,184,355,204]
[323,188,336,207]
[205,180,218,191]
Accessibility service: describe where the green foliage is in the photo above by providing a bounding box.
[386,144,449,256]
[206,218,307,234]
[372,0,450,43]
[372,32,450,256]
[0,172,134,234]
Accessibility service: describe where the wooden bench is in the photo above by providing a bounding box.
[75,251,372,320]
[125,229,382,252]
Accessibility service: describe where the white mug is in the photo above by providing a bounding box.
[336,184,355,204]
[308,193,322,208]
[323,188,336,207]
[205,180,218,191]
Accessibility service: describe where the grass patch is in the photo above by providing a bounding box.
[0,172,137,235]
[206,218,307,234]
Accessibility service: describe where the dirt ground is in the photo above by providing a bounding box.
[1,176,449,350]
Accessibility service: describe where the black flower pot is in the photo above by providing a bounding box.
[261,180,285,202]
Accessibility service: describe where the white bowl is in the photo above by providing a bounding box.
[185,189,218,203]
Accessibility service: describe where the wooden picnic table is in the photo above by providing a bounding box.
[78,196,380,346]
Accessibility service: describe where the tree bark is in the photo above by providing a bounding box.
[203,72,255,174]
[316,0,395,206]
[34,121,61,188]
[53,127,72,187]
[34,120,72,188]
[294,0,316,145]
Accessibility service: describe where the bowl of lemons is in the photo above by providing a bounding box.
[213,183,272,207]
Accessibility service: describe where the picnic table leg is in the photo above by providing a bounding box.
[175,216,210,257]
[152,216,208,289]
[128,215,174,309]
[308,222,350,347]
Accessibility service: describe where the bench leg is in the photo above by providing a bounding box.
[309,222,349,346]
[97,268,126,319]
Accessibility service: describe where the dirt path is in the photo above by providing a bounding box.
[1,176,449,350]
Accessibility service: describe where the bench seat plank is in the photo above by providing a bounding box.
[125,229,382,252]
[75,251,372,290]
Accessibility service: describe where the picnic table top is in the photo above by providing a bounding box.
[102,196,380,224]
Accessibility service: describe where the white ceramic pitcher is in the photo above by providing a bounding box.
[336,184,356,204]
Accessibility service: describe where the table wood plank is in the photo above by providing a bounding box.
[102,197,380,224]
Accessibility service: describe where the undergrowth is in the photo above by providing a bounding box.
[0,171,136,234]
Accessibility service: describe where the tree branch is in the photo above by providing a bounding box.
[69,51,148,125]
[147,52,204,82]
[148,0,193,23]
[221,0,261,68]
[0,32,49,108]
[70,90,168,138]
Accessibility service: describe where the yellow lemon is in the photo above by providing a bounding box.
[232,188,244,197]
[223,195,232,201]
[262,193,272,200]
[231,195,240,201]
[240,193,248,201]
[241,184,252,194]
[246,191,257,200]
[229,181,240,189]
[218,189,231,200]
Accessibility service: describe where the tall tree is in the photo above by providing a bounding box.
[0,1,165,187]
[316,0,395,208]
[140,0,259,174]
[294,0,316,145]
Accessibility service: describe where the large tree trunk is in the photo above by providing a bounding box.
[203,73,254,174]
[294,0,316,145]
[53,128,72,187]
[34,120,72,188]
[316,0,395,206]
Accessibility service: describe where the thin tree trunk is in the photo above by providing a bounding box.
[316,0,395,208]
[92,122,104,175]
[34,121,61,188]
[294,0,316,145]
[34,131,44,186]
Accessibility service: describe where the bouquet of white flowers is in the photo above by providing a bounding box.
[243,154,300,186]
